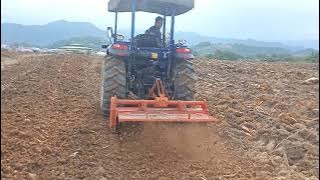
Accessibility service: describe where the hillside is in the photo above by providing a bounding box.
[175,32,304,50]
[1,20,105,47]
[191,42,319,62]
[2,20,318,50]
[48,36,107,50]
[192,42,291,57]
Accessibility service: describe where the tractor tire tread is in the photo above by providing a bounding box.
[173,60,197,100]
[100,57,126,118]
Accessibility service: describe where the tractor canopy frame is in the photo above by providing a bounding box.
[107,0,195,89]
[108,0,194,48]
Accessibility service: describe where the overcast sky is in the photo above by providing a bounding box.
[1,0,319,41]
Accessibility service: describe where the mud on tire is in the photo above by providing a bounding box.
[100,57,126,118]
[173,60,197,100]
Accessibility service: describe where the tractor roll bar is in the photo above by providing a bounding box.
[112,0,176,50]
[162,15,166,46]
[131,0,136,49]
[170,8,175,47]
[114,11,118,42]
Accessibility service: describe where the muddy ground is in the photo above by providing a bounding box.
[1,50,319,179]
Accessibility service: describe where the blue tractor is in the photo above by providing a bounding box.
[101,0,215,129]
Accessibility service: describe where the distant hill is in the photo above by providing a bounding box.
[175,32,299,50]
[192,42,292,57]
[285,40,319,50]
[1,20,318,51]
[191,42,319,62]
[175,32,319,50]
[49,36,106,50]
[1,20,105,47]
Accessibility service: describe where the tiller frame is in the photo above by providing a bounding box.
[109,79,216,129]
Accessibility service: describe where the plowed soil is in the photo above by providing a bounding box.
[1,51,319,180]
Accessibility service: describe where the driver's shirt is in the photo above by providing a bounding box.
[145,26,162,47]
[145,26,161,41]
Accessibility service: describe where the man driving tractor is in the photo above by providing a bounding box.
[145,16,163,47]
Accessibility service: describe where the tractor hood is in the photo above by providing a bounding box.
[108,0,194,16]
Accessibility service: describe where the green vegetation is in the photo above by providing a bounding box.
[49,36,106,50]
[9,42,34,48]
[192,42,319,63]
[205,50,243,60]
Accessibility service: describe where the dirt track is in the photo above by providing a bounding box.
[1,51,319,179]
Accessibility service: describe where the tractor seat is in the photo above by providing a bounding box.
[135,34,161,48]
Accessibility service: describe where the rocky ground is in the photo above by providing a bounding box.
[1,50,319,179]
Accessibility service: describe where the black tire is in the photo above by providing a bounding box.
[100,57,126,118]
[173,60,197,100]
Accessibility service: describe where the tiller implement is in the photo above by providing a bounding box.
[109,79,216,129]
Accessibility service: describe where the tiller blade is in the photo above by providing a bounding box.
[109,79,216,129]
[109,97,216,129]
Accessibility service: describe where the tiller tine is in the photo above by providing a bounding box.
[109,96,217,129]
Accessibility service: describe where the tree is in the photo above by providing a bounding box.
[213,50,243,60]
[194,42,211,48]
[205,54,215,59]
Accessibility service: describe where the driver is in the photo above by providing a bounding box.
[145,16,163,47]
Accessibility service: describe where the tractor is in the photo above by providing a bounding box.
[101,0,216,130]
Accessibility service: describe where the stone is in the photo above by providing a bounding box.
[14,163,24,170]
[303,77,319,84]
[28,173,38,180]
[190,164,202,170]
[148,153,154,158]
[95,167,106,175]
[158,177,171,180]
[234,111,244,117]
[293,123,306,130]
[278,170,290,176]
[304,143,319,156]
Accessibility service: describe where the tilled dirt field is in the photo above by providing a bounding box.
[1,51,319,179]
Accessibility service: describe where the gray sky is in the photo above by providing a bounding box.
[1,0,319,41]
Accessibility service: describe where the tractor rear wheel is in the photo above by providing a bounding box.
[100,57,126,118]
[173,60,197,100]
